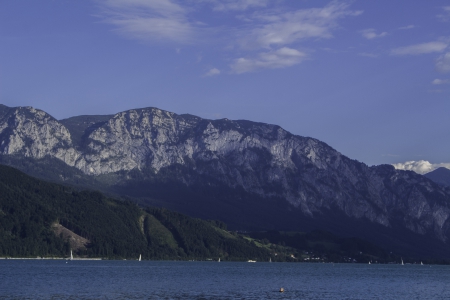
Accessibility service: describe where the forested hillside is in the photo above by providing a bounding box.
[0,164,269,260]
[0,164,430,263]
[2,105,450,260]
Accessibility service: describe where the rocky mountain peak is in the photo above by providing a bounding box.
[1,104,450,255]
[0,105,78,164]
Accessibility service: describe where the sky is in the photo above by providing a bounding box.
[0,0,449,172]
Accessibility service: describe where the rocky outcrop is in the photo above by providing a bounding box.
[0,105,80,166]
[1,104,450,245]
[51,223,90,251]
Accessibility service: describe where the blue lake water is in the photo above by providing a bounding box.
[1,260,450,299]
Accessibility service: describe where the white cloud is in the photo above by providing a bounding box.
[228,1,360,73]
[358,52,378,58]
[204,67,221,76]
[96,0,196,44]
[95,1,362,73]
[239,1,362,49]
[438,6,450,22]
[398,25,415,30]
[436,52,450,73]
[392,160,450,175]
[391,41,448,55]
[204,0,268,11]
[432,78,450,85]
[360,28,387,40]
[231,47,306,73]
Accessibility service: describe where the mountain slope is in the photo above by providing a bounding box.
[0,164,270,260]
[425,167,450,188]
[1,104,450,258]
[59,114,113,150]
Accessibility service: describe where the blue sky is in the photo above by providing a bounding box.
[1,0,449,171]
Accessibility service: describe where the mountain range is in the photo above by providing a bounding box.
[1,164,398,262]
[1,104,450,258]
[425,167,450,188]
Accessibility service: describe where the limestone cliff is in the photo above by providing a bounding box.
[1,104,450,248]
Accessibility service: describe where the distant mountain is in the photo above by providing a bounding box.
[424,167,450,187]
[1,104,450,258]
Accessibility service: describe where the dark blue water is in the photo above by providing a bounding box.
[1,260,450,299]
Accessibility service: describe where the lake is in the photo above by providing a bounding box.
[1,260,450,299]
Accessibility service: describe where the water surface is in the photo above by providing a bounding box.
[1,260,449,299]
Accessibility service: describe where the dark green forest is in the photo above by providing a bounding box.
[0,163,434,263]
[0,164,272,260]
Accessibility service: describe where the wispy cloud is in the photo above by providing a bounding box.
[95,0,362,73]
[96,0,196,44]
[229,1,361,73]
[432,78,450,85]
[360,28,387,40]
[391,41,448,55]
[204,67,221,76]
[358,52,379,58]
[436,52,450,73]
[437,6,450,22]
[231,47,306,73]
[392,160,450,175]
[390,37,450,80]
[203,0,268,11]
[398,25,415,30]
[239,1,362,49]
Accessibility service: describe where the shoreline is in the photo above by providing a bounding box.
[0,257,102,260]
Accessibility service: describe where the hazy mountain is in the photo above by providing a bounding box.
[1,104,450,258]
[424,167,450,188]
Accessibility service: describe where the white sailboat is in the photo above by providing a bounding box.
[218,258,220,262]
[401,258,404,265]
[421,261,423,265]
[70,250,73,260]
[138,254,141,261]
[269,258,272,263]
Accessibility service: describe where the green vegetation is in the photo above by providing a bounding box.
[0,154,106,190]
[0,164,269,260]
[0,163,443,263]
[248,230,401,264]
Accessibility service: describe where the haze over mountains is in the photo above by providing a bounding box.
[1,104,450,258]
[425,168,450,188]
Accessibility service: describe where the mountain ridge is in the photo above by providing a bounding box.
[1,104,450,258]
[425,167,450,188]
